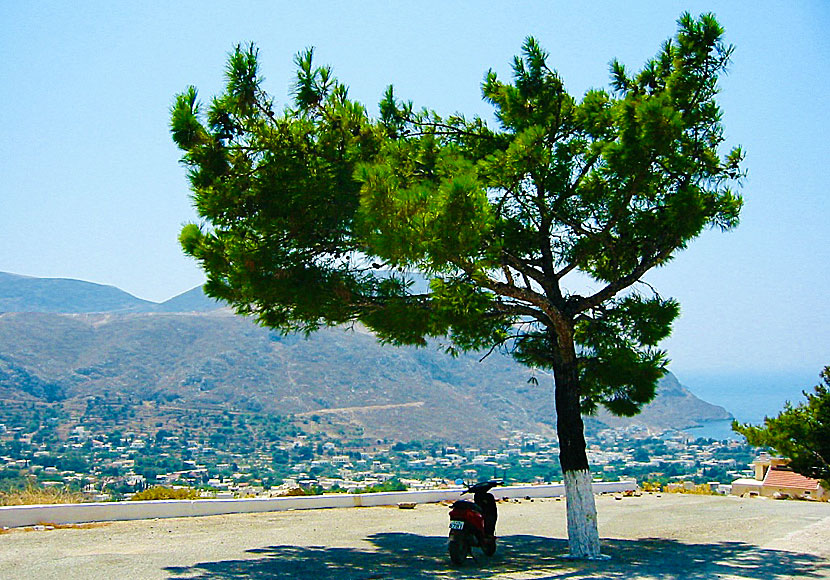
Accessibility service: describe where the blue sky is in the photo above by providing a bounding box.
[1,1,828,388]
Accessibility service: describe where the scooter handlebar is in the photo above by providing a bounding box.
[461,480,503,495]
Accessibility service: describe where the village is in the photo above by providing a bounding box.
[1,417,771,502]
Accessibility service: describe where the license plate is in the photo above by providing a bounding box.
[449,520,465,530]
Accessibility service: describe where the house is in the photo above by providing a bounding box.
[761,466,827,500]
[730,454,827,500]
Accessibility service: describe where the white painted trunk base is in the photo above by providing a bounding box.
[564,469,608,559]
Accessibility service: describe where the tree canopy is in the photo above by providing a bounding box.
[734,366,830,489]
[172,12,743,557]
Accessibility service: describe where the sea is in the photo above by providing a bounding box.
[674,368,820,440]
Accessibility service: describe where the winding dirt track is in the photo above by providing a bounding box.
[295,401,425,416]
[1,493,828,579]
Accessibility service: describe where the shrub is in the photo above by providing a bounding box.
[664,481,717,495]
[278,487,310,497]
[354,478,408,494]
[130,486,200,501]
[0,483,84,506]
[640,481,662,492]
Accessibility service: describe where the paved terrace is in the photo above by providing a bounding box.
[1,493,829,579]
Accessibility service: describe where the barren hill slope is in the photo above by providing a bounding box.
[0,307,730,443]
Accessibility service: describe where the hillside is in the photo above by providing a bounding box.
[152,286,222,312]
[0,272,157,313]
[0,272,222,314]
[0,273,731,444]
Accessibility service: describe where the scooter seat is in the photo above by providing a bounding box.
[451,499,482,513]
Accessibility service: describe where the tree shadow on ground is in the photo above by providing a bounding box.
[165,532,830,579]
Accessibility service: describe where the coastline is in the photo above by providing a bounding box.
[680,419,740,441]
[681,369,818,424]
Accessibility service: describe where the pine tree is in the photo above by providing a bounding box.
[171,13,743,557]
[734,366,830,490]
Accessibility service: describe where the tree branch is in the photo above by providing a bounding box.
[504,253,546,287]
[573,244,675,313]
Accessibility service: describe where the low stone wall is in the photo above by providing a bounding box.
[0,480,635,528]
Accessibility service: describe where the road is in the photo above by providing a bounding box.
[1,493,828,579]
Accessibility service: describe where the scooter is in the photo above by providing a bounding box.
[447,480,502,565]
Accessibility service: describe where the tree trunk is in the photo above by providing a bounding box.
[553,337,605,559]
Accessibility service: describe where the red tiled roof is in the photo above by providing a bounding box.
[763,468,820,491]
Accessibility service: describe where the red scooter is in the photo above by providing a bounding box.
[447,480,502,565]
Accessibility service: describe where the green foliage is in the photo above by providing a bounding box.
[576,296,679,416]
[29,451,89,473]
[734,366,830,489]
[130,486,201,501]
[353,477,407,494]
[172,14,742,429]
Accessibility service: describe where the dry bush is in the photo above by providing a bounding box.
[640,481,663,492]
[664,482,718,495]
[129,486,201,501]
[0,484,84,506]
[278,487,310,497]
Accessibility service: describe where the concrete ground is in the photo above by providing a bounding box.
[1,493,828,579]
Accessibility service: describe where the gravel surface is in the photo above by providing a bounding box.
[1,493,829,579]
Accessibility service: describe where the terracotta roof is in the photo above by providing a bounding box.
[763,468,820,491]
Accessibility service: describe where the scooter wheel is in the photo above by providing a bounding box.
[448,537,466,565]
[482,536,496,557]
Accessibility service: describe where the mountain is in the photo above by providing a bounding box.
[0,273,731,444]
[595,371,732,431]
[154,286,223,313]
[0,272,156,313]
[0,272,223,314]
